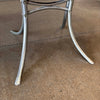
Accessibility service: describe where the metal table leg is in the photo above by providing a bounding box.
[10,0,94,86]
[15,1,28,86]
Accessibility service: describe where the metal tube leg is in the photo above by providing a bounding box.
[10,19,23,35]
[68,11,94,64]
[10,2,24,35]
[15,2,27,86]
[61,1,69,29]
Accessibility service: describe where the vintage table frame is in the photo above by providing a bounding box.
[11,0,94,86]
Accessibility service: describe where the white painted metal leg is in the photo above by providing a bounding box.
[10,19,23,35]
[68,11,94,64]
[10,1,24,35]
[61,1,69,29]
[15,2,27,86]
[12,0,94,86]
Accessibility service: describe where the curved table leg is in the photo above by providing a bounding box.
[15,2,28,86]
[10,19,23,35]
[10,2,24,35]
[61,1,69,29]
[68,11,94,64]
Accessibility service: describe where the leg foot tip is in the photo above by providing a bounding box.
[15,81,20,86]
[10,30,17,35]
[89,60,94,65]
[10,30,14,33]
[15,79,21,86]
[91,62,94,65]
